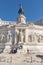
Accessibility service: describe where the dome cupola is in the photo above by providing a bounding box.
[17,4,26,24]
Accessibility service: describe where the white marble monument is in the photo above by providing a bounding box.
[0,4,43,53]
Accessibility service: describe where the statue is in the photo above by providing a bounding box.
[3,31,12,53]
[7,31,13,43]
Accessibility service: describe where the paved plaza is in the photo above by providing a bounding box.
[0,52,43,65]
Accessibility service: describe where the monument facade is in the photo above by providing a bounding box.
[0,4,43,53]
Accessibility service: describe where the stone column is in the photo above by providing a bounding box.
[34,34,38,43]
[20,30,23,43]
[25,29,28,43]
[14,29,17,44]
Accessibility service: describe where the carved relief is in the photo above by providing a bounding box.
[28,35,32,42]
[41,36,43,42]
[0,34,2,43]
[37,36,40,42]
[28,33,43,43]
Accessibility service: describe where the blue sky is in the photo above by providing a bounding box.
[0,0,43,22]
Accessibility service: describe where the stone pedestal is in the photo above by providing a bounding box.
[3,45,11,53]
